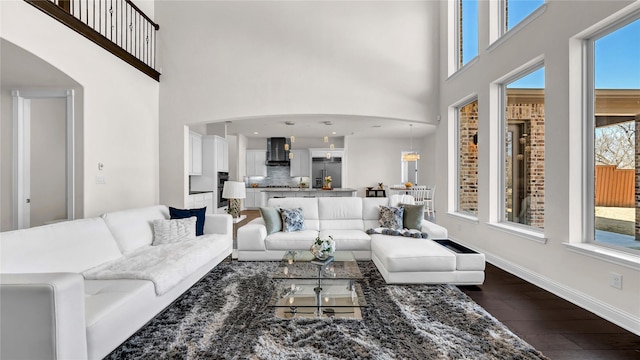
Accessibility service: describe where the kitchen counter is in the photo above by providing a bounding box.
[258,188,356,192]
[189,190,213,195]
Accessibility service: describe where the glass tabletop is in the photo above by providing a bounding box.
[272,251,363,280]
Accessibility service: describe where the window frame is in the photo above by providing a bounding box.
[449,0,479,76]
[584,14,640,255]
[454,96,480,218]
[489,58,547,242]
[488,1,547,51]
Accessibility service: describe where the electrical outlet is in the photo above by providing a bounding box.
[609,272,622,290]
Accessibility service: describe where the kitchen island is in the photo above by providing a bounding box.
[262,188,356,197]
[245,187,357,209]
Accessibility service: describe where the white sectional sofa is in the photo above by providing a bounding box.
[0,205,233,360]
[237,197,485,285]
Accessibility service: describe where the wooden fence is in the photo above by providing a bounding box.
[595,165,635,207]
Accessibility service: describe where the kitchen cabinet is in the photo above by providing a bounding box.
[189,131,202,175]
[246,150,267,176]
[215,136,228,172]
[244,188,266,209]
[188,192,213,213]
[289,149,310,177]
[190,136,228,211]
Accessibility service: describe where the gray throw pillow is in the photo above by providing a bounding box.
[259,207,282,234]
[280,208,306,232]
[379,206,404,229]
[400,203,424,230]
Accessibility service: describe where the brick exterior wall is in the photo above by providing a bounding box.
[459,101,478,215]
[507,104,546,229]
[458,101,545,228]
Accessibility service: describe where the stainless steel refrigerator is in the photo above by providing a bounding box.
[312,157,342,189]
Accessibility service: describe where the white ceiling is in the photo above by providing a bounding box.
[217,114,436,139]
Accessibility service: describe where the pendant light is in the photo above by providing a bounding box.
[402,124,421,162]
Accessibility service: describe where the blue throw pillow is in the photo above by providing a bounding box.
[169,206,206,236]
[280,208,305,232]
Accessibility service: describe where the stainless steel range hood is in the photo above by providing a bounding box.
[266,137,290,166]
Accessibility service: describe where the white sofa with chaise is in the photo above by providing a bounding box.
[0,205,232,360]
[237,197,485,285]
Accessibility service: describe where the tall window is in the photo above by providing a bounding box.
[457,99,479,215]
[590,18,640,252]
[499,0,544,33]
[503,66,545,229]
[458,0,478,68]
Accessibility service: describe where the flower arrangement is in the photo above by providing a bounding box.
[323,175,333,190]
[310,235,336,260]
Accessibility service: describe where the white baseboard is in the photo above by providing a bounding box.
[449,237,640,336]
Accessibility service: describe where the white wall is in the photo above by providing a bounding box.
[157,1,440,208]
[437,0,640,333]
[1,0,160,218]
[344,136,432,197]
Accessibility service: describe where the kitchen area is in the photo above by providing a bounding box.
[244,137,356,209]
[188,134,356,213]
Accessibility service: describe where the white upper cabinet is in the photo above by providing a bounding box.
[214,136,228,172]
[246,150,267,176]
[189,131,202,175]
[290,149,310,177]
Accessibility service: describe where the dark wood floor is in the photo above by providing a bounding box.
[239,210,640,359]
[459,265,640,359]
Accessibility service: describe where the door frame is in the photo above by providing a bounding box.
[12,89,75,229]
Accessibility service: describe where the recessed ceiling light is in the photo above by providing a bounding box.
[324,121,333,125]
[253,131,259,135]
[372,125,381,128]
[285,121,295,125]
[332,131,336,135]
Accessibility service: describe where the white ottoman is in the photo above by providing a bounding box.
[371,235,485,285]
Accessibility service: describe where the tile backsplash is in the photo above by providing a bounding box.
[246,166,310,187]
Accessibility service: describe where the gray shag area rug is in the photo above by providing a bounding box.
[108,261,547,359]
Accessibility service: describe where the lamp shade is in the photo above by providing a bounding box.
[222,181,246,199]
[402,152,420,162]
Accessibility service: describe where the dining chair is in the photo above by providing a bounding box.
[409,186,428,209]
[389,194,415,207]
[423,186,435,217]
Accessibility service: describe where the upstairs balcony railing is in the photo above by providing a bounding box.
[26,0,160,81]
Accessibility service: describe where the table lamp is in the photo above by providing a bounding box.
[222,181,246,218]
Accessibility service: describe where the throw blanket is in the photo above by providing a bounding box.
[83,238,222,295]
[366,227,429,239]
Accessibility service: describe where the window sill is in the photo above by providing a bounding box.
[563,243,640,271]
[487,222,547,244]
[447,56,479,82]
[448,212,479,224]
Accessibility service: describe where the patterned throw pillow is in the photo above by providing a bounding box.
[152,217,197,245]
[379,206,404,229]
[280,208,306,232]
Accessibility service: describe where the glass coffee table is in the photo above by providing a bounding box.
[268,251,367,319]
